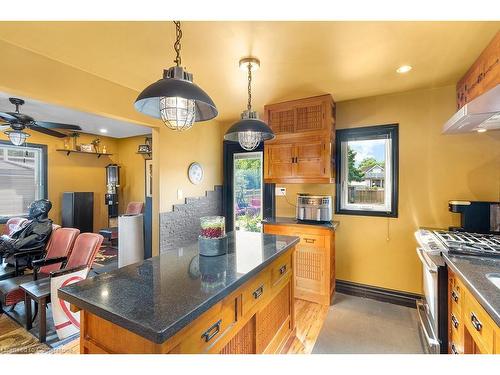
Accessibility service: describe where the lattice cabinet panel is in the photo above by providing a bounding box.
[255,283,291,353]
[295,104,323,132]
[295,245,325,296]
[269,109,295,134]
[220,317,256,354]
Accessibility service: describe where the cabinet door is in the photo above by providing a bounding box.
[267,107,296,135]
[294,244,326,300]
[294,141,327,178]
[295,99,326,133]
[265,144,294,179]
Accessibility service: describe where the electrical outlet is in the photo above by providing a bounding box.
[177,189,183,200]
[275,187,286,196]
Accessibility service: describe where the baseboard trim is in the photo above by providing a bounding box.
[335,280,422,309]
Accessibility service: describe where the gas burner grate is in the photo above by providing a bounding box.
[433,230,500,257]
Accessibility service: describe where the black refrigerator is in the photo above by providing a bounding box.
[62,192,94,233]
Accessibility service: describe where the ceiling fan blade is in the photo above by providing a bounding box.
[29,126,67,138]
[34,121,82,131]
[0,111,17,122]
[0,125,10,131]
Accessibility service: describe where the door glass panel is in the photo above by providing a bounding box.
[233,151,263,233]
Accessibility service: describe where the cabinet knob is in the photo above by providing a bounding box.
[201,319,222,343]
[451,290,459,302]
[253,285,264,299]
[470,312,482,332]
[451,313,459,329]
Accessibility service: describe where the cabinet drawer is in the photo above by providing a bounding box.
[298,234,325,248]
[270,251,292,286]
[242,269,271,316]
[176,297,237,353]
[463,292,495,354]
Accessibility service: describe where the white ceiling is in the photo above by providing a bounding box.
[0,91,152,138]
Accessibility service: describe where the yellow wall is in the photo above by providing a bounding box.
[157,121,223,213]
[276,85,500,294]
[0,131,119,232]
[116,135,149,213]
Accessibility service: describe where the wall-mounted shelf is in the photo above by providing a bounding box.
[136,151,152,159]
[57,149,113,158]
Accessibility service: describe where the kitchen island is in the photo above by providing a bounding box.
[59,231,299,354]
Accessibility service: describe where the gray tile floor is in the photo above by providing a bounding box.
[312,293,425,354]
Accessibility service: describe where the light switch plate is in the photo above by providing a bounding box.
[276,187,286,196]
[177,189,183,200]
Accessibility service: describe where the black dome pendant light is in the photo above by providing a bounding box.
[134,21,218,131]
[224,57,275,150]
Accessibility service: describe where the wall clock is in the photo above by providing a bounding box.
[188,162,204,185]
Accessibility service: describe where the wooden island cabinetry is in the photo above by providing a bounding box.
[264,223,335,306]
[263,94,335,184]
[448,269,500,354]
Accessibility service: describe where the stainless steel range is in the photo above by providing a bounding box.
[432,230,500,257]
[414,228,500,354]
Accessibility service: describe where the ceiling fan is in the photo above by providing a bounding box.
[0,97,82,145]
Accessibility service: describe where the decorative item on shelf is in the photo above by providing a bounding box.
[224,57,275,151]
[80,144,94,153]
[102,145,107,154]
[69,132,80,150]
[198,216,227,257]
[188,162,203,185]
[63,138,70,150]
[137,144,151,153]
[134,21,217,131]
[91,138,101,153]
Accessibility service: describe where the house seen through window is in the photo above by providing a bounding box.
[336,124,398,217]
[0,141,47,221]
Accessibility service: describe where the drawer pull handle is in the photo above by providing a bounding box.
[451,343,459,354]
[253,285,264,299]
[304,238,316,244]
[451,290,459,302]
[201,319,222,343]
[279,265,287,275]
[451,314,459,329]
[470,312,482,332]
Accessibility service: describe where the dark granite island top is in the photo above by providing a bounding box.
[58,231,299,344]
[442,252,500,326]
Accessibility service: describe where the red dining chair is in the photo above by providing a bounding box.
[2,217,29,236]
[0,227,80,312]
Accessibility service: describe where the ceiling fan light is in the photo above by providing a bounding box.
[4,130,30,146]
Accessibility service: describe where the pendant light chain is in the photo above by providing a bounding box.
[247,62,252,112]
[173,21,182,66]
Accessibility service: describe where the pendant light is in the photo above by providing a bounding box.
[224,58,275,151]
[4,129,30,146]
[134,21,218,131]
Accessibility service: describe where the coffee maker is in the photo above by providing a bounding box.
[105,164,120,226]
[449,200,500,234]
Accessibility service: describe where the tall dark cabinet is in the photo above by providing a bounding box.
[62,192,94,233]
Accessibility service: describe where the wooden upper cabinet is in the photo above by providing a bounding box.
[456,31,500,109]
[263,94,335,184]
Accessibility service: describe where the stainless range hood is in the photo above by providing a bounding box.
[443,84,500,134]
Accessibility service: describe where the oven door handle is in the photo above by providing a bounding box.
[416,248,437,273]
[416,299,440,349]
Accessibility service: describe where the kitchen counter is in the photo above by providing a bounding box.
[442,252,500,326]
[263,216,339,230]
[58,231,299,345]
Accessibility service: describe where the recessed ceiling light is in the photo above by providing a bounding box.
[99,129,108,134]
[477,128,487,133]
[396,65,412,74]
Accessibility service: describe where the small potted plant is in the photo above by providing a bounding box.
[91,138,101,153]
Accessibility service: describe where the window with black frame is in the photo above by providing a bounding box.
[0,141,47,223]
[335,124,398,217]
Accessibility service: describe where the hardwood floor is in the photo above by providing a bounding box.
[0,298,328,354]
[285,299,330,354]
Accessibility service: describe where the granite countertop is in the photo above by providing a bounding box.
[58,231,299,344]
[262,216,339,230]
[442,252,500,326]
